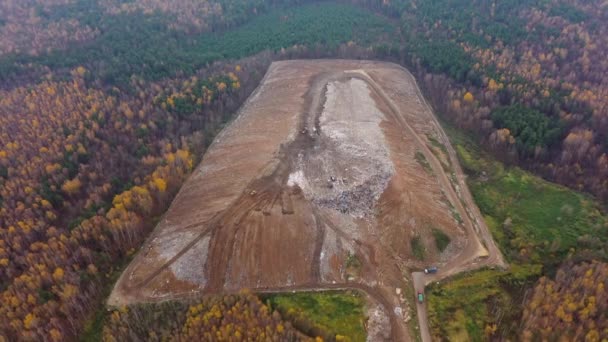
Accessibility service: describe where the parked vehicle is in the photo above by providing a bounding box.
[417,292,424,303]
[424,266,438,274]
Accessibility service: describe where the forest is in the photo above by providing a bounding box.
[102,291,306,341]
[0,0,606,340]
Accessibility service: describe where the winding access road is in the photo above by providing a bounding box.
[401,67,508,342]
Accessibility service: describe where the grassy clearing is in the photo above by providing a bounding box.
[432,228,451,252]
[427,265,542,341]
[411,236,426,260]
[444,123,608,263]
[265,291,367,342]
[426,118,608,340]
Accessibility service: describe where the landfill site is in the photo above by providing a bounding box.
[109,60,505,341]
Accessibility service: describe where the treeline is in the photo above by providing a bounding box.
[521,261,607,341]
[0,57,269,340]
[103,291,307,341]
[0,0,273,57]
[2,0,607,204]
[355,0,608,201]
[0,2,395,339]
[0,0,99,57]
[0,1,393,87]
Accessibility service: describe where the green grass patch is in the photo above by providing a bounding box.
[451,209,463,225]
[345,252,362,279]
[266,291,367,342]
[346,252,362,269]
[414,151,433,174]
[411,236,426,260]
[443,121,608,264]
[432,228,451,252]
[426,118,608,340]
[427,134,448,154]
[80,304,107,342]
[427,265,542,341]
[427,134,452,173]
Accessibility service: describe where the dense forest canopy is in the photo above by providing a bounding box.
[0,0,606,340]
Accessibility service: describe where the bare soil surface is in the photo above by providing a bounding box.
[108,60,504,341]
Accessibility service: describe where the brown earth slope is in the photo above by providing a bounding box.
[109,60,503,341]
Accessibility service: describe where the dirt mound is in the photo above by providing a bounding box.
[293,78,394,217]
[109,60,498,341]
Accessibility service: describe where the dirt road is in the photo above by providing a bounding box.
[404,67,506,270]
[350,68,506,340]
[109,60,506,342]
[412,272,432,342]
[402,66,507,341]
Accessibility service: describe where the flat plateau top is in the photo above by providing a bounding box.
[109,60,499,341]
